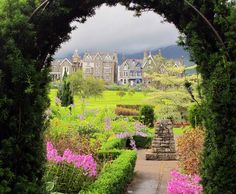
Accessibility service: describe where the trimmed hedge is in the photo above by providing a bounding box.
[101,138,127,151]
[116,104,141,110]
[133,136,153,148]
[98,150,122,161]
[79,150,137,194]
[115,107,139,116]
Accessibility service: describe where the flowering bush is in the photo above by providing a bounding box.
[44,142,97,193]
[177,128,204,174]
[46,129,101,160]
[167,170,203,194]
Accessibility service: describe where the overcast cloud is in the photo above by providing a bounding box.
[55,5,180,58]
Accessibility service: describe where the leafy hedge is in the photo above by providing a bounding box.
[98,150,122,161]
[133,136,153,148]
[79,150,137,194]
[100,138,127,151]
[116,104,141,110]
[115,107,139,116]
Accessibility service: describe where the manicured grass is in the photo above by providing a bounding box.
[50,89,147,109]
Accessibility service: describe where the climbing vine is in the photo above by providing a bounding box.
[0,0,235,193]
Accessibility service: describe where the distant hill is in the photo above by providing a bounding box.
[118,45,192,66]
[56,45,193,66]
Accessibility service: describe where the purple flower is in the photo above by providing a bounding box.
[135,131,148,137]
[129,137,137,150]
[104,117,111,131]
[116,132,131,139]
[134,121,146,132]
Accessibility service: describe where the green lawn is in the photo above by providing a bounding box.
[50,89,147,109]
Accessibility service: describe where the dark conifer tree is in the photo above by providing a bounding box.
[57,72,74,107]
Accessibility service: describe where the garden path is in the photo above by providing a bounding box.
[125,149,177,194]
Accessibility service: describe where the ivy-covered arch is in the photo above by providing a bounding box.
[0,0,235,193]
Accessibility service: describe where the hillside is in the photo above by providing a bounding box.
[55,45,193,66]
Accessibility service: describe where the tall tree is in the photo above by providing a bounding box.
[57,72,74,107]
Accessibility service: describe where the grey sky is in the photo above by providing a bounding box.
[55,5,180,58]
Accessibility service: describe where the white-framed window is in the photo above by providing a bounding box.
[62,66,69,77]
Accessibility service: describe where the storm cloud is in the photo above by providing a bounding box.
[55,4,180,58]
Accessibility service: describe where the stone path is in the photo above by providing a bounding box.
[125,149,177,194]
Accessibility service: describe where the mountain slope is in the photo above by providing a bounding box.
[119,45,192,66]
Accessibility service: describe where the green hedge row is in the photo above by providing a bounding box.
[101,135,153,151]
[116,104,141,110]
[79,150,137,194]
[100,138,127,151]
[98,150,122,161]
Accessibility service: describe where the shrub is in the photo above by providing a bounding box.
[46,134,101,162]
[101,138,127,151]
[98,150,122,162]
[115,107,139,116]
[77,124,100,137]
[188,104,204,128]
[116,104,141,110]
[133,136,153,148]
[167,170,203,194]
[140,105,155,127]
[177,128,204,175]
[79,150,137,194]
[57,73,74,107]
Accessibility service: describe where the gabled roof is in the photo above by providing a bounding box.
[59,58,73,66]
[83,52,118,62]
[51,58,73,67]
[120,59,143,71]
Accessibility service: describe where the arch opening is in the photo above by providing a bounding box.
[0,1,235,193]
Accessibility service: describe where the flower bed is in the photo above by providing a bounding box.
[44,142,97,193]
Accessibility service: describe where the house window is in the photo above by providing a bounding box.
[104,67,112,74]
[63,66,69,77]
[85,68,92,74]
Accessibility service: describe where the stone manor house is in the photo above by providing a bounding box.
[50,50,184,85]
[50,50,117,83]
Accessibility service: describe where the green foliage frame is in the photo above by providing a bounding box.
[0,0,235,193]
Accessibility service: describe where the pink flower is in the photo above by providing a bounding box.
[167,170,203,194]
[46,141,97,177]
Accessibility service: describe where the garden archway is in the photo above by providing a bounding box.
[0,0,235,193]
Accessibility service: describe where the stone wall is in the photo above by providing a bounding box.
[146,120,177,160]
